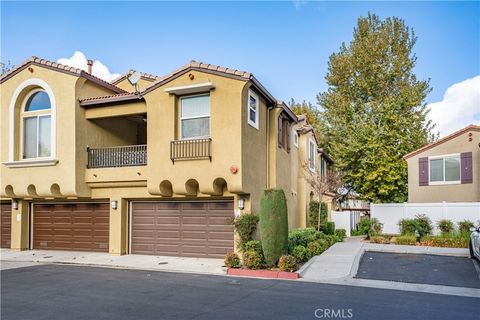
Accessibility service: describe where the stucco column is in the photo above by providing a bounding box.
[10,200,29,250]
[109,198,128,255]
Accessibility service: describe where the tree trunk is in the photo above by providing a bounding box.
[317,193,323,231]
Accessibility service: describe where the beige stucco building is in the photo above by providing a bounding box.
[404,125,479,203]
[0,56,333,257]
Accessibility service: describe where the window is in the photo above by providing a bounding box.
[247,90,259,129]
[429,154,461,184]
[308,138,316,171]
[22,90,52,159]
[180,94,210,139]
[293,130,298,147]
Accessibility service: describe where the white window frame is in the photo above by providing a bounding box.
[20,89,53,160]
[7,78,56,164]
[293,130,299,147]
[179,93,211,139]
[428,153,461,185]
[308,138,316,171]
[247,89,259,130]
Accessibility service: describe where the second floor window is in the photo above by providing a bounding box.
[22,90,52,159]
[309,138,316,171]
[180,94,210,139]
[429,154,461,184]
[248,90,259,129]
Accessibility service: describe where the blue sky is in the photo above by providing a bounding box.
[2,1,479,135]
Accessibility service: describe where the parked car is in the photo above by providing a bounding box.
[469,226,480,260]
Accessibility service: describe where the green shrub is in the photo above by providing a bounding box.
[458,220,475,233]
[242,250,262,269]
[414,214,433,238]
[288,228,320,251]
[241,240,263,262]
[398,218,417,235]
[335,229,346,240]
[308,201,328,229]
[306,239,329,257]
[224,252,241,268]
[419,232,470,248]
[324,221,335,235]
[358,218,371,235]
[278,255,297,272]
[323,234,338,247]
[232,213,259,244]
[369,218,383,237]
[394,234,417,245]
[259,189,289,267]
[292,245,308,263]
[437,219,454,234]
[350,229,364,236]
[242,240,261,253]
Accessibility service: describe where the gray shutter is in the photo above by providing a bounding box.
[278,116,283,147]
[419,157,429,186]
[461,152,473,184]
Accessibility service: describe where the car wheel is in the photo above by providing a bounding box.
[469,241,475,259]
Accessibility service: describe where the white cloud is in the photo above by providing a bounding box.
[428,75,480,137]
[57,51,120,82]
[293,0,307,9]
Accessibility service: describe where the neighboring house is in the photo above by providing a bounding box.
[0,56,333,257]
[294,115,335,223]
[404,125,480,203]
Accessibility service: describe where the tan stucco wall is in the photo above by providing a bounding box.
[407,129,480,202]
[144,70,245,197]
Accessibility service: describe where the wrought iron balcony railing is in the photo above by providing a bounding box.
[170,138,212,163]
[87,144,147,168]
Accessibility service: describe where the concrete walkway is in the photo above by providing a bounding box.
[0,249,226,275]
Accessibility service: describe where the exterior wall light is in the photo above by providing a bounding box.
[111,200,118,210]
[238,198,245,210]
[12,200,18,210]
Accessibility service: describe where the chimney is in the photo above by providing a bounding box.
[87,59,93,74]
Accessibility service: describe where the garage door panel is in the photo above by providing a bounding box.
[1,203,12,249]
[33,203,109,252]
[131,201,234,257]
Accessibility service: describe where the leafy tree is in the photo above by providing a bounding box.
[1,60,14,76]
[317,13,435,203]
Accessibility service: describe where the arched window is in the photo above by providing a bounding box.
[22,90,52,159]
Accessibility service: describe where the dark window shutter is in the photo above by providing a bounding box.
[419,157,429,186]
[278,116,283,147]
[461,152,473,184]
[286,122,291,153]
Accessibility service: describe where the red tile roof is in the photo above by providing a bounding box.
[403,124,480,159]
[0,56,126,93]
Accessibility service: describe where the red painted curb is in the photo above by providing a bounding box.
[227,268,300,279]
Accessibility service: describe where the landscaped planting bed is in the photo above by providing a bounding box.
[225,190,345,279]
[366,216,474,248]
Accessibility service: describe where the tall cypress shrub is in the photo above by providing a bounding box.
[259,189,288,266]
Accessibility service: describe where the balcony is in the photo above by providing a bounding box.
[87,145,147,168]
[170,138,212,163]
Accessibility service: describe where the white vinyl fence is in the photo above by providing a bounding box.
[331,211,361,237]
[371,202,480,235]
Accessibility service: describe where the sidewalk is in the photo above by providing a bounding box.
[0,249,226,275]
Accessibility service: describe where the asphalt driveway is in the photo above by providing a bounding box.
[1,263,479,320]
[356,251,480,288]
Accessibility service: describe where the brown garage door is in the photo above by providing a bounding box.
[1,202,12,249]
[33,203,109,252]
[131,201,234,257]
